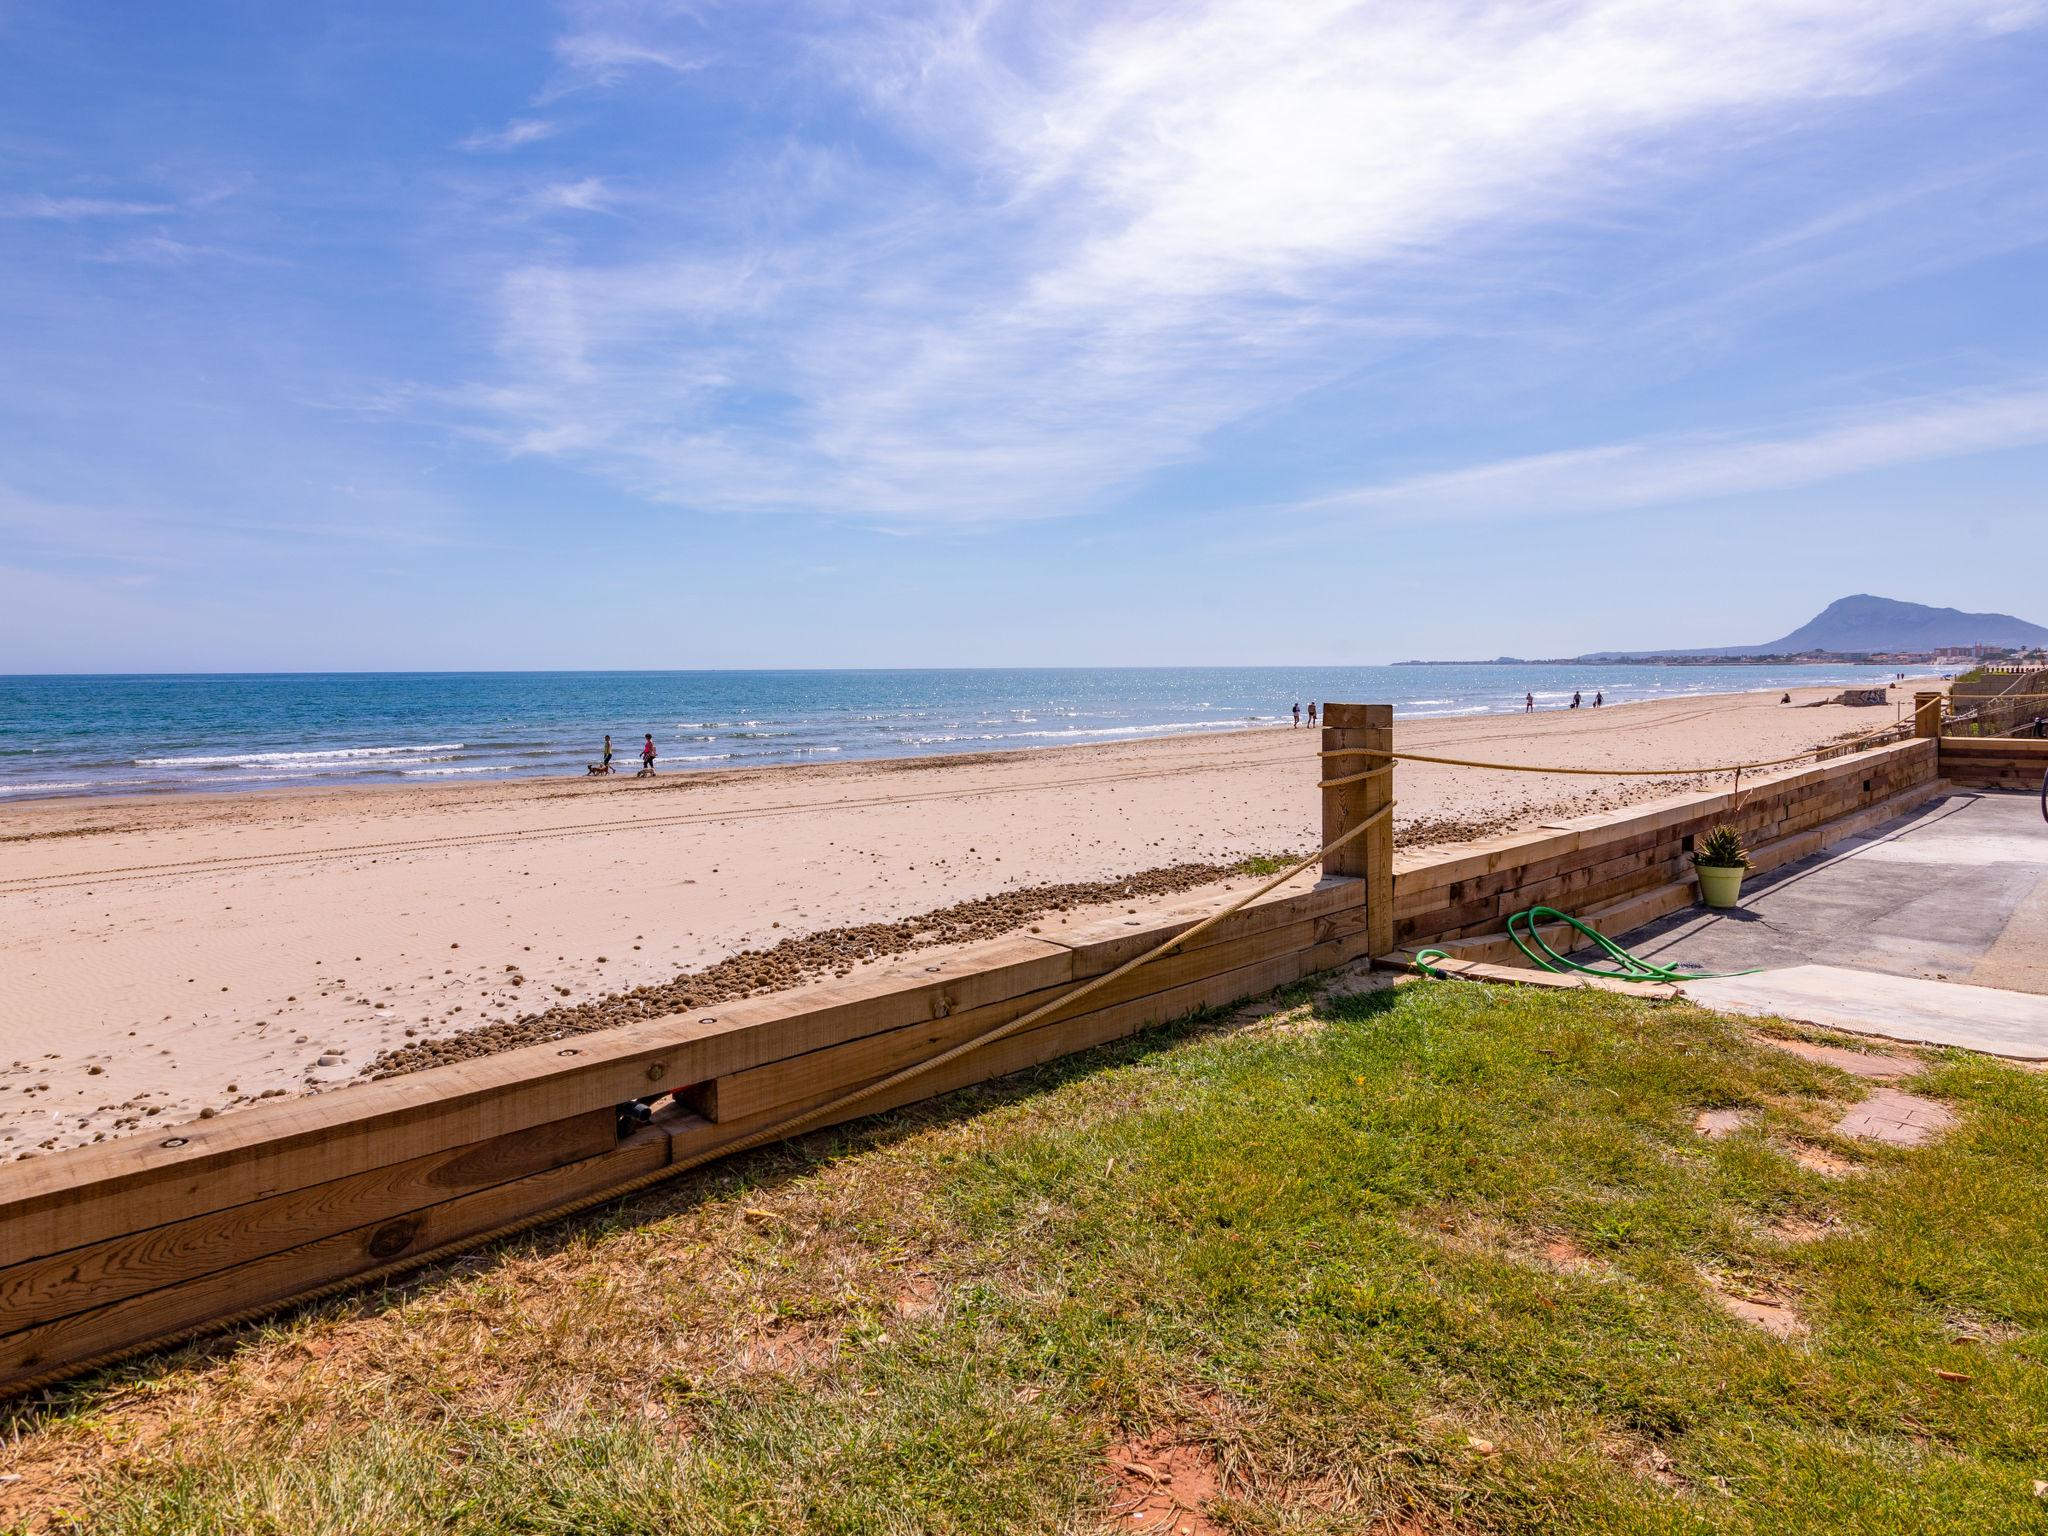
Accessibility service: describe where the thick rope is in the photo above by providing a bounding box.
[6,803,1394,1400]
[1316,763,1394,791]
[1319,712,1918,778]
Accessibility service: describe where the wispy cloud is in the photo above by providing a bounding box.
[1302,385,2048,521]
[450,0,2043,524]
[519,176,615,215]
[458,117,560,153]
[544,2,710,97]
[84,234,284,266]
[551,31,705,87]
[0,194,175,220]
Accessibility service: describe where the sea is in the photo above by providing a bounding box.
[0,664,1915,803]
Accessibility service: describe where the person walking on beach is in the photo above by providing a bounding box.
[1593,691,1603,708]
[639,734,657,776]
[1571,691,1581,710]
[602,734,613,772]
[1292,701,1301,728]
[1306,701,1318,727]
[1524,692,1534,713]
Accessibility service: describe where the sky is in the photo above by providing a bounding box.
[2,0,2046,672]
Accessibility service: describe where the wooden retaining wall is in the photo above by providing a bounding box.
[0,726,1947,1395]
[0,874,1373,1394]
[1391,738,1943,958]
[1938,734,2048,791]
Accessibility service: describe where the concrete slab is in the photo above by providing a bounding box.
[1611,792,2048,996]
[1975,878,2048,995]
[1681,964,2048,1060]
[1833,1086,1956,1146]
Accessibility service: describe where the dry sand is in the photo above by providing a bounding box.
[0,684,1925,1155]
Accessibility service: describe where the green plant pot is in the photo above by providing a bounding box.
[1696,864,1746,909]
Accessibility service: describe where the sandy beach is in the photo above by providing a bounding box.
[0,685,1926,1156]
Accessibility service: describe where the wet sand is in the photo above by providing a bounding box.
[0,684,1925,1155]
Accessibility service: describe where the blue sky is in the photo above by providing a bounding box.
[2,0,2045,671]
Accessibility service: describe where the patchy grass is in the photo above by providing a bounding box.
[5,981,2047,1534]
[1231,853,1306,879]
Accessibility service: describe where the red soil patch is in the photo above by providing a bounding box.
[1786,1141,1862,1178]
[1540,1233,1605,1276]
[1764,1212,1840,1243]
[1716,1291,1806,1339]
[1106,1434,1225,1534]
[1692,1107,1750,1140]
[1757,1036,1919,1080]
[891,1273,940,1319]
[736,1319,832,1375]
[1703,1273,1808,1340]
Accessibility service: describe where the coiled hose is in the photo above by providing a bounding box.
[1415,905,1761,984]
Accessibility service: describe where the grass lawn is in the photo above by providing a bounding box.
[4,977,2046,1534]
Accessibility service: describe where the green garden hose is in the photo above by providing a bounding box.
[1413,906,1760,984]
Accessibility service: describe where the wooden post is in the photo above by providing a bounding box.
[1913,691,1942,739]
[1321,703,1394,957]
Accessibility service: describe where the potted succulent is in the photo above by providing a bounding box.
[1692,824,1751,909]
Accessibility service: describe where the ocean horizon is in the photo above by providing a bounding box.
[0,663,1919,803]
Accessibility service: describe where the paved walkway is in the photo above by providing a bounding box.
[1611,790,2048,1055]
[1682,964,2048,1060]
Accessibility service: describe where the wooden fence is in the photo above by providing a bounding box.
[1940,670,2048,738]
[0,715,1948,1395]
[1937,734,2048,791]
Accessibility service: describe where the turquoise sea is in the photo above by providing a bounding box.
[0,664,1913,802]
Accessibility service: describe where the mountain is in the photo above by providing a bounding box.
[1753,595,2048,654]
[1579,595,2048,660]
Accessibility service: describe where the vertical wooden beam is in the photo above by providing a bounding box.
[1321,703,1394,957]
[1913,691,1942,739]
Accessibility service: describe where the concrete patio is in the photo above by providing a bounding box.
[1610,790,2048,1057]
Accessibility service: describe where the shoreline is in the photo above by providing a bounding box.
[0,680,1938,1157]
[0,674,1937,823]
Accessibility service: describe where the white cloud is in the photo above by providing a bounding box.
[552,31,704,85]
[0,194,175,220]
[544,2,710,96]
[987,1,2030,307]
[458,117,560,152]
[460,0,2044,523]
[1303,385,2048,520]
[520,176,616,215]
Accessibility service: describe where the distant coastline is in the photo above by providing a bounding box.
[1394,654,1949,667]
